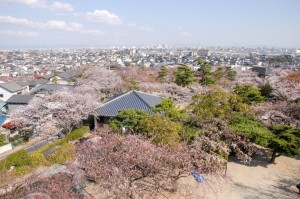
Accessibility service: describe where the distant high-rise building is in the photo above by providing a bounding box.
[197,49,209,57]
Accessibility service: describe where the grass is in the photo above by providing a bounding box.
[0,126,89,176]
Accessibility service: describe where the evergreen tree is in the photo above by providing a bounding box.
[197,59,215,85]
[174,65,195,87]
[268,125,300,164]
[109,109,149,133]
[157,66,168,82]
[234,84,265,104]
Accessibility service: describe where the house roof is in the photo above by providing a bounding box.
[57,72,75,80]
[93,90,162,117]
[6,94,35,104]
[42,74,55,80]
[16,80,48,88]
[29,84,74,94]
[42,69,77,81]
[0,82,23,93]
[252,66,272,76]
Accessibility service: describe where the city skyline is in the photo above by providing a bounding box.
[0,0,300,48]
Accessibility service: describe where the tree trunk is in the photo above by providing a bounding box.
[270,150,277,164]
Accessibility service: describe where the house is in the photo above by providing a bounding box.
[44,69,78,85]
[90,90,162,129]
[6,94,35,112]
[29,84,74,97]
[17,79,49,91]
[0,82,25,101]
[251,66,272,77]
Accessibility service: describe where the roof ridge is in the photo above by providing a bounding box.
[132,90,152,109]
[94,90,134,110]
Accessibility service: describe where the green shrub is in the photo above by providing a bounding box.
[14,165,31,175]
[64,126,88,142]
[47,143,76,164]
[8,135,20,143]
[141,114,181,147]
[0,126,88,176]
[0,134,6,147]
[230,113,274,146]
[30,152,47,166]
[37,126,88,153]
[234,84,265,104]
[3,150,32,169]
[110,110,149,133]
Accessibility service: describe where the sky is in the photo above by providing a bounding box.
[0,0,300,48]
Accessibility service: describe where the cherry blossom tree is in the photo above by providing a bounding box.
[252,101,300,128]
[234,68,263,86]
[9,89,99,136]
[75,66,125,101]
[0,172,83,199]
[116,66,160,83]
[75,131,228,198]
[265,68,300,100]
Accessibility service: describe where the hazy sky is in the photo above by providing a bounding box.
[0,0,299,48]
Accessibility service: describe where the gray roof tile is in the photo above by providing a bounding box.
[94,90,162,117]
[29,84,74,94]
[6,94,34,104]
[0,82,23,93]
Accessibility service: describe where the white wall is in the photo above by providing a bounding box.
[0,143,12,154]
[0,87,20,102]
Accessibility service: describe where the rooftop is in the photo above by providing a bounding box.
[6,94,35,104]
[93,90,162,117]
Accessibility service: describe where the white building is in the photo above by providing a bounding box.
[0,82,25,102]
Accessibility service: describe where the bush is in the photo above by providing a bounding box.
[110,110,149,133]
[8,135,20,143]
[30,152,47,166]
[175,65,195,87]
[47,143,76,164]
[64,126,88,142]
[141,114,181,147]
[3,150,32,169]
[234,84,265,104]
[230,113,274,146]
[37,125,88,153]
[0,134,6,147]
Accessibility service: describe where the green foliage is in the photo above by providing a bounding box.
[152,98,185,121]
[259,83,273,99]
[157,66,168,82]
[268,55,292,63]
[0,126,88,176]
[179,126,200,143]
[47,143,76,164]
[230,113,274,146]
[202,75,215,85]
[1,150,31,169]
[269,125,300,156]
[189,88,251,122]
[0,134,6,147]
[8,135,20,143]
[0,150,45,175]
[124,77,140,90]
[197,59,212,76]
[64,126,88,141]
[234,84,265,104]
[191,90,231,121]
[141,114,181,147]
[197,59,215,85]
[37,126,88,153]
[174,65,195,87]
[110,109,149,133]
[30,152,47,166]
[51,76,59,84]
[213,66,237,81]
